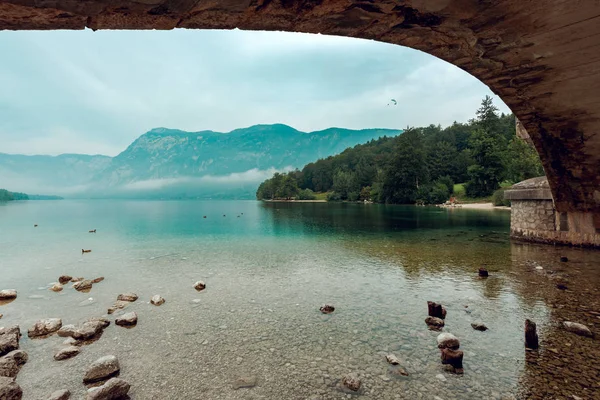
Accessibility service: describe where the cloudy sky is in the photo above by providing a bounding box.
[0,29,510,156]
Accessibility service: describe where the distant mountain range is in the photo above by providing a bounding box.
[0,124,402,199]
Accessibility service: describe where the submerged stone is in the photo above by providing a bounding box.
[117,293,138,302]
[115,312,137,327]
[83,355,120,384]
[28,319,62,338]
[471,322,488,331]
[425,316,444,330]
[48,389,71,400]
[341,373,361,392]
[86,378,130,400]
[0,376,22,399]
[233,375,257,389]
[563,321,593,337]
[54,346,80,361]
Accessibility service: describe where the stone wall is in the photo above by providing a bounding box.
[506,177,600,248]
[511,200,555,233]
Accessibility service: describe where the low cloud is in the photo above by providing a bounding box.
[120,167,292,191]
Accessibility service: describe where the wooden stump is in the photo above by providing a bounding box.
[427,301,446,319]
[525,319,539,349]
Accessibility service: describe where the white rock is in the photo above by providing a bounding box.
[563,321,593,337]
[437,332,460,349]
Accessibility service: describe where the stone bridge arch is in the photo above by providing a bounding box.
[1,0,599,218]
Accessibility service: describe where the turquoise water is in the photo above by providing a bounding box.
[0,200,594,399]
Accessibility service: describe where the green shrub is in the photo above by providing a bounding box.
[348,191,360,202]
[430,182,451,204]
[296,188,317,200]
[326,192,341,202]
[492,188,511,206]
[435,176,454,194]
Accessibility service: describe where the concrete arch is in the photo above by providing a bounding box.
[1,0,599,215]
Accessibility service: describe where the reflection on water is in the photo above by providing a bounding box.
[0,200,598,399]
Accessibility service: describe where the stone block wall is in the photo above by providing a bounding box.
[506,177,600,248]
[511,200,555,232]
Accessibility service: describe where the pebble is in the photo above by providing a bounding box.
[233,375,257,389]
[436,374,447,382]
[150,295,165,306]
[54,346,80,361]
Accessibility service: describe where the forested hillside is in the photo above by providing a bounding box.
[0,189,29,201]
[256,96,544,204]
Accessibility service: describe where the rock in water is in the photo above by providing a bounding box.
[2,351,27,367]
[115,312,137,327]
[525,319,539,349]
[0,326,20,357]
[319,305,335,314]
[107,300,129,314]
[49,283,63,292]
[437,332,460,349]
[0,357,20,378]
[91,277,104,284]
[390,367,409,377]
[71,277,84,283]
[73,320,108,340]
[88,318,110,329]
[57,325,77,338]
[341,373,361,392]
[73,280,93,292]
[440,348,464,373]
[54,346,80,361]
[427,301,447,319]
[58,275,73,284]
[425,316,445,330]
[28,319,62,338]
[560,256,568,262]
[0,376,22,399]
[233,375,257,389]
[471,322,488,331]
[150,295,165,306]
[478,268,489,277]
[86,378,130,400]
[194,281,206,291]
[385,354,400,365]
[48,389,71,400]
[83,355,120,384]
[0,290,17,301]
[563,321,593,337]
[116,293,138,302]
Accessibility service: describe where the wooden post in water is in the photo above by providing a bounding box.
[525,319,539,349]
[427,301,447,319]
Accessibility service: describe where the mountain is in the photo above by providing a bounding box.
[0,124,402,198]
[0,153,112,195]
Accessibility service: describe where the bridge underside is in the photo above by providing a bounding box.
[1,0,599,217]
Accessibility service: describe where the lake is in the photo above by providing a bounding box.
[0,200,599,399]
